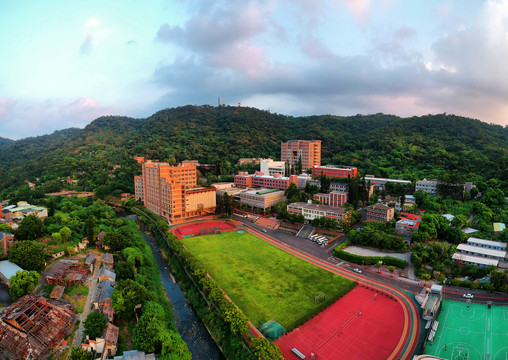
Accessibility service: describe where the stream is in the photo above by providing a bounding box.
[141,232,224,360]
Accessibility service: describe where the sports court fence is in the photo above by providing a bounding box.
[199,227,222,236]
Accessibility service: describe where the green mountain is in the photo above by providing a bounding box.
[0,136,14,148]
[0,105,507,197]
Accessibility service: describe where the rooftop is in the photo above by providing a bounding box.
[289,202,346,214]
[102,253,114,264]
[452,253,499,266]
[0,260,23,281]
[466,237,507,249]
[0,294,76,359]
[456,243,506,258]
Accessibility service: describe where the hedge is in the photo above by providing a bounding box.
[334,250,407,269]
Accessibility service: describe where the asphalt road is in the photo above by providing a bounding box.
[233,215,508,306]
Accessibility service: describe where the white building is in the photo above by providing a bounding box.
[364,176,412,190]
[287,201,347,222]
[415,179,439,195]
[260,159,286,177]
[452,242,507,268]
[466,237,507,251]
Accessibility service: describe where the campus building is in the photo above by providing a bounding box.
[309,179,349,193]
[260,158,286,176]
[287,201,347,222]
[234,171,300,190]
[238,189,286,212]
[312,165,357,179]
[452,238,507,268]
[313,191,348,207]
[364,176,412,190]
[134,159,216,223]
[366,203,395,223]
[396,213,422,237]
[281,140,321,170]
[415,179,439,195]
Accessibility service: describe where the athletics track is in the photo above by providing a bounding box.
[170,220,420,360]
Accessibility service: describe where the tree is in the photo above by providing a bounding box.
[59,226,72,244]
[87,216,96,247]
[250,338,284,360]
[83,312,108,340]
[8,240,48,271]
[16,215,45,240]
[103,232,129,252]
[111,279,150,319]
[0,224,13,233]
[9,270,40,301]
[133,313,164,353]
[48,197,55,217]
[69,347,92,360]
[122,247,144,268]
[51,232,62,243]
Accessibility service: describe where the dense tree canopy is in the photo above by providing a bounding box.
[9,270,40,301]
[1,107,507,201]
[8,240,48,271]
[16,215,45,240]
[83,312,108,340]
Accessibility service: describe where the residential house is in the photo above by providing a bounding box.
[0,294,76,359]
[101,253,114,269]
[99,267,116,283]
[92,280,115,310]
[83,323,119,360]
[0,231,15,257]
[84,254,96,273]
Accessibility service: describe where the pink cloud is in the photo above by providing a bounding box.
[58,97,114,120]
[0,98,8,118]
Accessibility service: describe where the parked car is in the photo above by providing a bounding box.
[463,293,474,299]
[353,268,362,274]
[262,229,267,233]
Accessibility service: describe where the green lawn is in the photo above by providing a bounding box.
[182,231,355,329]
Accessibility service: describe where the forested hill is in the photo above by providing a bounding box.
[0,105,507,197]
[0,136,14,148]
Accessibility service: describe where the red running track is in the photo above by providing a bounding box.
[275,286,405,360]
[172,220,236,239]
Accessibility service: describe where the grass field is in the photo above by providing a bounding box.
[425,299,508,360]
[182,230,355,329]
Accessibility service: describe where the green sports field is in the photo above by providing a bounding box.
[182,230,355,329]
[425,299,508,360]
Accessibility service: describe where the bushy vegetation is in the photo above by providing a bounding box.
[333,250,407,269]
[348,221,407,251]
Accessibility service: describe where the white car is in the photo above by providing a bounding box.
[353,268,362,274]
[463,293,474,299]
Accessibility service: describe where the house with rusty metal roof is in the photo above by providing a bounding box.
[0,294,75,359]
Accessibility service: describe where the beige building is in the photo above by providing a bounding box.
[366,203,395,223]
[239,189,286,210]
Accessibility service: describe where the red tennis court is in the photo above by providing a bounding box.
[274,285,405,360]
[173,221,236,239]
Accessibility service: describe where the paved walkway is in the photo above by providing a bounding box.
[343,246,417,280]
[72,254,101,347]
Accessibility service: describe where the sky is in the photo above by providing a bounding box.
[1,0,508,140]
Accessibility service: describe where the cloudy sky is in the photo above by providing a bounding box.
[1,0,507,139]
